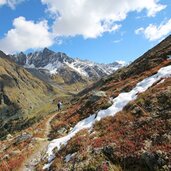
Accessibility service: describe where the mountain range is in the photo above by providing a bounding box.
[10,48,125,85]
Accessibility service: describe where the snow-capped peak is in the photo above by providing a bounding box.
[10,48,125,80]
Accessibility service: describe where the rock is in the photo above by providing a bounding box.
[102,145,119,163]
[11,150,21,155]
[131,106,142,116]
[164,134,171,143]
[93,91,107,97]
[3,154,10,160]
[57,127,67,135]
[89,91,107,102]
[162,165,169,171]
[103,146,114,155]
[6,133,13,140]
[0,144,6,152]
[3,94,12,106]
[141,152,166,170]
[14,133,32,144]
[143,140,152,150]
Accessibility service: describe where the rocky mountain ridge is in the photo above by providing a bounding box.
[10,48,125,81]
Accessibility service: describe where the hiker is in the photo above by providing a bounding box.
[57,100,62,111]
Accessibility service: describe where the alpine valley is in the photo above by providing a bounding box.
[0,35,171,171]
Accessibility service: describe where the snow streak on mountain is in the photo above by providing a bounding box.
[10,48,125,79]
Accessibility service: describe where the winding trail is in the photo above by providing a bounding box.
[19,113,58,171]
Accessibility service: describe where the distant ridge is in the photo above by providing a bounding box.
[10,48,125,80]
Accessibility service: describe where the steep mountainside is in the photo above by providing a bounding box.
[77,35,171,97]
[37,35,171,171]
[10,48,124,86]
[0,51,55,138]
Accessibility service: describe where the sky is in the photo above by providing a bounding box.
[0,0,171,64]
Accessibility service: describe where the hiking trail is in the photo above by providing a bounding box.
[19,113,58,171]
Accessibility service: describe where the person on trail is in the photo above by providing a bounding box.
[57,100,62,111]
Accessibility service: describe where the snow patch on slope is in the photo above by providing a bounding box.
[65,58,124,78]
[41,62,63,74]
[24,63,36,69]
[65,60,89,77]
[25,59,64,75]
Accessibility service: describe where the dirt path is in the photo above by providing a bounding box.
[19,113,58,171]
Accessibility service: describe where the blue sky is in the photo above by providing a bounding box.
[0,0,171,63]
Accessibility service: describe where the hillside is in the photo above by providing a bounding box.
[37,35,171,171]
[0,51,55,138]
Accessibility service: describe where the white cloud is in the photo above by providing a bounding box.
[41,0,166,38]
[0,16,53,54]
[135,19,171,41]
[0,0,24,9]
[135,27,144,34]
[0,0,6,6]
[113,39,123,43]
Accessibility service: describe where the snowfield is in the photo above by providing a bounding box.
[43,65,171,170]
